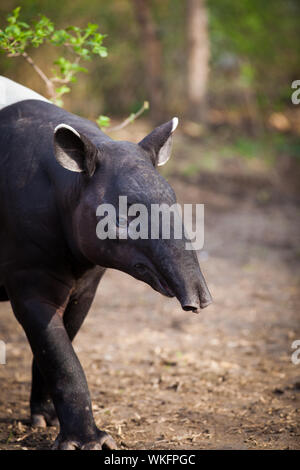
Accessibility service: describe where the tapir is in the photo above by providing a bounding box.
[0,76,212,450]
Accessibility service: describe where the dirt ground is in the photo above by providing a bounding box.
[0,135,299,450]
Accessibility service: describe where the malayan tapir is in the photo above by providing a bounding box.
[0,75,212,450]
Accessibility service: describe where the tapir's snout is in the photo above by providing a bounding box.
[177,256,212,313]
[131,247,212,314]
[179,273,213,313]
[138,238,213,314]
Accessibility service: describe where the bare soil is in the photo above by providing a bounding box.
[0,139,299,450]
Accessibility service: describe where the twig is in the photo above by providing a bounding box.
[51,56,81,84]
[21,51,55,98]
[107,101,149,132]
[16,432,35,442]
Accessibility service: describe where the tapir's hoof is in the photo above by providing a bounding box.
[52,431,118,450]
[31,413,59,428]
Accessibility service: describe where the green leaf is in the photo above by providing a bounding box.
[86,23,98,34]
[96,115,111,129]
[18,22,30,29]
[129,113,135,123]
[55,85,71,95]
[7,7,20,25]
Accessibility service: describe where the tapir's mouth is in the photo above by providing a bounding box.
[134,263,175,298]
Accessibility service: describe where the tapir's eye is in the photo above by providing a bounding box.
[116,216,128,228]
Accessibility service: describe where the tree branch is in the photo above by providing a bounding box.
[107,101,149,132]
[21,51,55,98]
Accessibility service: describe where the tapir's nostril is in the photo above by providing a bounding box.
[182,304,199,314]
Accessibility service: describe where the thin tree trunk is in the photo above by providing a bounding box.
[132,0,163,122]
[186,0,210,122]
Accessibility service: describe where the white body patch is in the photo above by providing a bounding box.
[0,76,50,111]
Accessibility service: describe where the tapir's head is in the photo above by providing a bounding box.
[53,118,212,312]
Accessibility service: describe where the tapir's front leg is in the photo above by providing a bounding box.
[30,358,59,427]
[6,269,116,450]
[30,268,105,429]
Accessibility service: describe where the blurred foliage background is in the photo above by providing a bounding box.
[0,0,300,189]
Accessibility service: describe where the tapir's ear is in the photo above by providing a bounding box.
[138,117,178,167]
[53,123,98,177]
